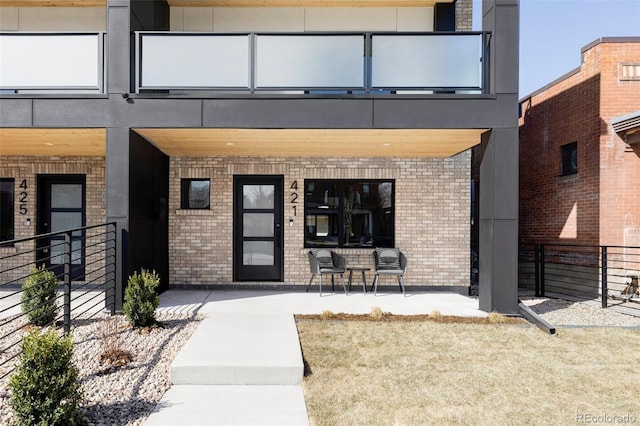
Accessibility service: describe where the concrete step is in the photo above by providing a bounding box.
[144,385,309,426]
[170,312,304,386]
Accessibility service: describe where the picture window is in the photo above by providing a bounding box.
[304,179,394,248]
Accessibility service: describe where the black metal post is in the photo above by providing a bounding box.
[540,245,545,297]
[601,246,608,309]
[106,222,117,315]
[533,244,542,297]
[63,231,72,333]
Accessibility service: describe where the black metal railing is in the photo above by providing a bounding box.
[519,243,640,314]
[0,222,117,379]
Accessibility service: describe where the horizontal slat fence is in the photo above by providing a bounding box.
[519,243,640,315]
[0,223,117,379]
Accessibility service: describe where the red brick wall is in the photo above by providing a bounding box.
[598,42,640,246]
[519,39,640,248]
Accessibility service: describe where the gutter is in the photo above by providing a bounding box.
[518,300,556,335]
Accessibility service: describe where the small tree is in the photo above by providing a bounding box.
[21,264,58,326]
[123,269,160,328]
[9,328,83,426]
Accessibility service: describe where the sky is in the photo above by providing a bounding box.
[473,0,640,98]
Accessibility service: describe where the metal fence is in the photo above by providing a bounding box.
[0,222,117,379]
[519,243,640,314]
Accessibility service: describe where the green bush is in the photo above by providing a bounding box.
[9,328,82,426]
[21,264,58,326]
[123,269,160,328]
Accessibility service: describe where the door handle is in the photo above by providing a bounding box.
[275,223,281,248]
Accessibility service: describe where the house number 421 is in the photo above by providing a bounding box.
[290,180,298,216]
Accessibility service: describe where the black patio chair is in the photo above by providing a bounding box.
[372,248,407,296]
[306,250,348,296]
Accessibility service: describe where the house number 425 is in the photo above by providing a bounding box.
[19,179,28,215]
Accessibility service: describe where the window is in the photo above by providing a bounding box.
[561,142,578,176]
[180,179,210,209]
[620,63,640,81]
[304,180,394,248]
[0,178,15,242]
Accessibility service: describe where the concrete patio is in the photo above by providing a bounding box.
[155,287,488,317]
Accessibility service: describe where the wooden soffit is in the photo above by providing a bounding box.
[0,128,105,157]
[0,0,450,7]
[134,128,485,158]
[0,0,104,6]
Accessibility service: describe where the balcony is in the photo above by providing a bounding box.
[0,32,105,94]
[0,31,489,96]
[135,31,489,95]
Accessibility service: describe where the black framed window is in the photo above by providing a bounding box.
[304,179,394,248]
[561,142,578,176]
[0,178,15,242]
[180,179,210,209]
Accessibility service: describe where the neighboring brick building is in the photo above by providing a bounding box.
[519,37,640,249]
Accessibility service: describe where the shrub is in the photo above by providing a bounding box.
[9,328,82,426]
[321,310,336,320]
[21,264,58,326]
[370,306,384,320]
[123,269,160,328]
[96,315,133,368]
[430,310,443,322]
[488,311,507,324]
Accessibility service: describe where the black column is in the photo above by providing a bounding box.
[478,0,520,314]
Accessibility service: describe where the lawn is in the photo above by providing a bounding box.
[297,319,640,425]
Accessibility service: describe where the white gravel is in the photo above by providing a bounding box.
[520,296,640,327]
[0,312,202,426]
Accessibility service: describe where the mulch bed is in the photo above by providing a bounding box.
[295,313,527,324]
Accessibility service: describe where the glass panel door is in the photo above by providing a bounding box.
[234,176,283,281]
[37,175,86,280]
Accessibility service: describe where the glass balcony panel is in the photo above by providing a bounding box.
[0,34,102,90]
[139,34,250,89]
[133,32,488,94]
[255,35,364,89]
[371,34,482,89]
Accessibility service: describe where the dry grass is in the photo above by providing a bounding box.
[297,320,640,425]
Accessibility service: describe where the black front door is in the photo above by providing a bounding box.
[233,175,284,281]
[37,175,86,280]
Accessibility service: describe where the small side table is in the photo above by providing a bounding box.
[347,267,370,294]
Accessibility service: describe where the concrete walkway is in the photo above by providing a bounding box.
[145,289,486,425]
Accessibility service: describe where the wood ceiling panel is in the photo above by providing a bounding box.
[0,0,448,7]
[134,128,485,158]
[0,0,104,6]
[0,128,105,156]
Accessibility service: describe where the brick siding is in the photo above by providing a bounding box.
[0,157,106,285]
[169,154,471,288]
[456,0,473,31]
